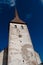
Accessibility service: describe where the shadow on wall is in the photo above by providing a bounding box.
[2,48,8,65]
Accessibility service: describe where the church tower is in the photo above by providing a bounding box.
[8,9,41,65]
[0,8,41,65]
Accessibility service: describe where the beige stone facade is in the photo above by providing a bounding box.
[0,51,4,65]
[8,23,41,65]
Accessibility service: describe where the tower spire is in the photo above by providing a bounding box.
[15,7,19,19]
[11,7,25,24]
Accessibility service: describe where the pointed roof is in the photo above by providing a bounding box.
[11,8,25,24]
[15,8,19,19]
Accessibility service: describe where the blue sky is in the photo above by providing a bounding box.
[0,0,43,62]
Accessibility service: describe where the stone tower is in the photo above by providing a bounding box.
[0,9,41,65]
[8,9,41,65]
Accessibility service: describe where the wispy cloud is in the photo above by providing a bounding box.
[0,0,16,6]
[9,0,16,6]
[40,0,43,5]
[5,0,16,6]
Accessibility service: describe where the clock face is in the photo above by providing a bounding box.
[8,23,37,65]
